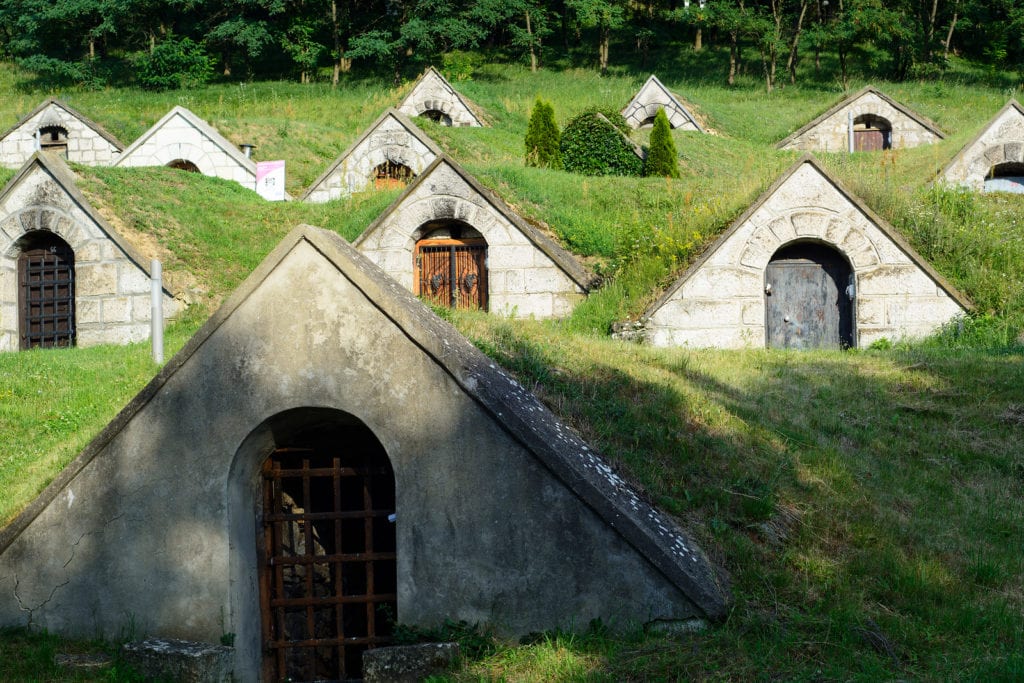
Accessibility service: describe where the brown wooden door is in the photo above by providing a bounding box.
[854,129,886,152]
[18,236,75,350]
[765,243,853,350]
[414,238,487,310]
[260,438,396,682]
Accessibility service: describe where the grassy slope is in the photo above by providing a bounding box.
[0,55,1022,680]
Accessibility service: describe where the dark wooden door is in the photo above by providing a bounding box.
[260,437,396,682]
[414,238,487,310]
[765,243,853,349]
[854,129,886,152]
[18,237,75,350]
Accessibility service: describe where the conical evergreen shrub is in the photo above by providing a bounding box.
[644,108,680,178]
[524,98,562,169]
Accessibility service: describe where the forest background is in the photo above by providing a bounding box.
[0,0,1020,91]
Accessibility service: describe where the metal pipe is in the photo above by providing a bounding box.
[151,259,164,364]
[848,110,854,153]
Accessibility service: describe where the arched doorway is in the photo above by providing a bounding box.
[167,158,201,173]
[984,162,1024,193]
[38,125,69,157]
[413,221,488,310]
[420,109,453,126]
[853,114,892,151]
[765,242,854,349]
[373,160,414,190]
[17,231,75,349]
[259,415,396,682]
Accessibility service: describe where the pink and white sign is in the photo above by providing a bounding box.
[256,160,286,201]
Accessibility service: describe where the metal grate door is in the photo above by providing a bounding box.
[18,239,75,349]
[415,239,487,310]
[260,445,397,682]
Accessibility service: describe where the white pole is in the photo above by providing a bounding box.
[151,259,164,364]
[35,129,41,152]
[848,110,854,153]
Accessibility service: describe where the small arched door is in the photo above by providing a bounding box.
[167,159,201,173]
[259,420,396,682]
[17,231,75,349]
[765,242,854,349]
[373,160,414,190]
[414,222,488,310]
[853,114,892,151]
[420,109,453,126]
[38,125,69,157]
[984,162,1024,194]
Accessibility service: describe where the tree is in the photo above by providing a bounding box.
[643,108,679,178]
[524,98,562,169]
[565,0,627,73]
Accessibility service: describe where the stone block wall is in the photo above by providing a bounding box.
[781,92,941,152]
[398,70,481,127]
[0,168,179,351]
[646,163,965,348]
[0,104,121,168]
[941,105,1024,190]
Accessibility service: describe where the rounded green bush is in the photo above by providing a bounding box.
[560,107,643,177]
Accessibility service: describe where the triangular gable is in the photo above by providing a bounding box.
[0,98,124,168]
[0,224,727,678]
[777,86,944,151]
[397,66,485,127]
[0,152,178,349]
[354,154,595,317]
[644,156,970,348]
[115,106,256,189]
[621,75,703,132]
[939,100,1024,190]
[301,108,443,202]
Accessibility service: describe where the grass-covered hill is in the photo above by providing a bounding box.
[1,57,1022,681]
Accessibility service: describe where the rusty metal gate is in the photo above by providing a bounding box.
[260,440,396,682]
[765,242,854,350]
[414,238,487,310]
[18,234,75,350]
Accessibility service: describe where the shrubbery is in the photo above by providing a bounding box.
[524,98,562,169]
[138,37,214,91]
[643,108,680,178]
[560,108,643,177]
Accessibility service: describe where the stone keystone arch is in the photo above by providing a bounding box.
[939,100,1024,191]
[396,67,485,127]
[643,155,971,349]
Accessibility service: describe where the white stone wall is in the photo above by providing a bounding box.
[781,92,941,152]
[398,70,481,127]
[305,115,439,203]
[0,168,179,351]
[117,110,256,190]
[646,163,966,349]
[356,163,584,319]
[941,105,1024,190]
[622,78,700,131]
[0,103,121,168]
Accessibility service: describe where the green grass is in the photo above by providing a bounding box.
[1,52,1024,680]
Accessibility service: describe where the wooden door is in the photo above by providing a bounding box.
[854,129,886,152]
[260,438,396,682]
[414,238,487,310]
[765,243,853,349]
[18,237,75,349]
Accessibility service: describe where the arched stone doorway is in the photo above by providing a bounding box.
[373,160,414,190]
[765,242,854,349]
[413,221,488,310]
[420,109,453,126]
[984,161,1024,193]
[167,158,201,173]
[38,125,69,157]
[257,410,396,682]
[16,231,75,349]
[853,114,892,151]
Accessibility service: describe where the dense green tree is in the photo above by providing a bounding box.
[643,108,679,178]
[524,98,562,169]
[560,108,642,177]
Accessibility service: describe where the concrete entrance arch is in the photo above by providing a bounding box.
[765,241,854,349]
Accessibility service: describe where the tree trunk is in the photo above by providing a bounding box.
[786,1,809,84]
[838,48,848,90]
[526,11,538,72]
[694,27,702,51]
[599,26,610,73]
[728,30,738,85]
[944,2,959,57]
[89,39,95,61]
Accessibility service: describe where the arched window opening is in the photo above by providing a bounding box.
[765,241,854,350]
[17,231,75,350]
[259,416,396,682]
[167,159,201,173]
[37,125,69,157]
[414,220,487,310]
[984,162,1024,194]
[853,114,892,151]
[373,160,414,190]
[420,109,453,126]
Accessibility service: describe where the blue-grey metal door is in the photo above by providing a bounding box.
[765,243,853,349]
